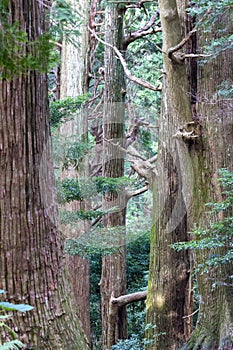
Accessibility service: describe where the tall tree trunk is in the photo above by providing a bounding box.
[146,1,195,348]
[146,1,233,350]
[100,3,127,349]
[181,7,233,350]
[59,0,91,344]
[0,1,89,349]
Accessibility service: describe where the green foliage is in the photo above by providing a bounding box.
[53,137,93,171]
[111,324,166,350]
[138,129,157,159]
[65,233,150,347]
[63,141,92,170]
[60,209,108,223]
[50,0,82,45]
[58,178,84,202]
[124,3,162,109]
[0,292,33,350]
[52,132,94,173]
[111,334,143,350]
[0,1,58,79]
[188,1,233,57]
[0,340,25,350]
[126,232,150,293]
[65,226,125,256]
[188,0,233,28]
[126,233,150,340]
[0,0,83,79]
[172,169,233,275]
[0,303,33,313]
[49,95,88,128]
[87,233,150,348]
[57,176,134,204]
[127,46,162,108]
[94,176,133,195]
[126,191,153,243]
[217,80,233,98]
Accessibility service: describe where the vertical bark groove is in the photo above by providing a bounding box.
[146,1,194,348]
[0,1,89,349]
[100,3,127,349]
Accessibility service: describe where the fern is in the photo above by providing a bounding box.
[0,339,24,350]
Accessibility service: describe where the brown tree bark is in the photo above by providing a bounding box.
[59,0,91,343]
[100,3,127,349]
[146,1,233,349]
[0,1,89,349]
[146,1,195,348]
[181,6,233,350]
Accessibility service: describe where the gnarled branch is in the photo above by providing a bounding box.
[167,29,196,60]
[89,26,161,92]
[123,11,161,49]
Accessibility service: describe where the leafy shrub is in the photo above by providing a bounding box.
[0,290,33,350]
[50,95,88,128]
[111,334,143,350]
[0,340,24,350]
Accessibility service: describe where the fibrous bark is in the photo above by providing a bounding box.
[146,1,195,348]
[180,6,233,350]
[0,1,89,349]
[100,3,127,349]
[59,0,91,343]
[147,1,233,349]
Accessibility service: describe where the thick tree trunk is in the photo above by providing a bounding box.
[146,1,233,349]
[181,8,233,350]
[146,1,195,348]
[59,0,91,343]
[0,1,89,349]
[100,3,127,349]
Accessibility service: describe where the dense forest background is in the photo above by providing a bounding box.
[0,0,232,350]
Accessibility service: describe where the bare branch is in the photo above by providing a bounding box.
[110,291,147,308]
[167,27,212,63]
[103,137,157,181]
[147,154,158,163]
[123,11,161,49]
[127,145,146,160]
[104,138,146,161]
[178,53,212,60]
[124,27,162,48]
[131,158,157,180]
[126,118,151,147]
[36,0,51,9]
[183,308,199,319]
[108,290,147,346]
[167,29,197,59]
[126,185,149,199]
[91,216,102,227]
[124,0,155,8]
[89,26,162,92]
[88,89,103,107]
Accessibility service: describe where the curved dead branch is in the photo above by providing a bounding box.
[88,26,162,92]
